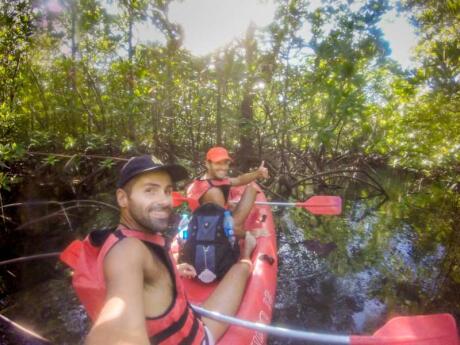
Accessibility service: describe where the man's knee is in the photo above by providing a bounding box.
[200,188,226,207]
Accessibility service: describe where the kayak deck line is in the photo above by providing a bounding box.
[192,304,350,344]
[192,306,460,345]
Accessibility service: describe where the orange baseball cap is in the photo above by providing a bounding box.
[206,147,233,162]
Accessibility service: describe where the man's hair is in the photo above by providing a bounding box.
[121,181,134,195]
[119,175,138,196]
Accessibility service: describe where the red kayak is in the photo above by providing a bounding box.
[171,182,278,345]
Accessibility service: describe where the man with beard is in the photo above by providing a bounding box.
[85,155,256,345]
[187,146,269,238]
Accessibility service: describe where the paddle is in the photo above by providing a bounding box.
[172,191,199,210]
[192,305,459,345]
[172,192,342,215]
[351,313,459,345]
[254,195,342,215]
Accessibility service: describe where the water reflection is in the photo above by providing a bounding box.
[269,171,460,344]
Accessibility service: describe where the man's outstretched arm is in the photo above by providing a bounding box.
[85,238,149,345]
[229,161,269,186]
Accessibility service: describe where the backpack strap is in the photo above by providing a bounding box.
[88,228,116,246]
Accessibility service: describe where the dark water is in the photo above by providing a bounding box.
[268,168,460,344]
[1,168,459,344]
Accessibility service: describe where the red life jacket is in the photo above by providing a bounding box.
[186,178,232,211]
[60,226,207,345]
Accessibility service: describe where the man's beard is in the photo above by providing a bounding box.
[130,203,173,233]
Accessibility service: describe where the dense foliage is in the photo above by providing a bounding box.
[0,0,457,186]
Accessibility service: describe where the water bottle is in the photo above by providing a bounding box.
[223,210,235,247]
[178,213,190,240]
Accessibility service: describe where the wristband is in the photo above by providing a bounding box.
[239,259,253,272]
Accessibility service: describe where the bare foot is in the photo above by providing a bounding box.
[242,231,257,259]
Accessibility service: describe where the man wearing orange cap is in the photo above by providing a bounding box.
[187,146,268,238]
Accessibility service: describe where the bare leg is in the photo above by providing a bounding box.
[200,185,257,238]
[200,187,226,208]
[201,232,257,340]
[233,185,258,238]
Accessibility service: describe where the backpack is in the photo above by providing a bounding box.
[60,228,115,321]
[61,228,172,321]
[178,203,240,283]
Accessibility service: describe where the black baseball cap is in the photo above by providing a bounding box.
[117,155,189,188]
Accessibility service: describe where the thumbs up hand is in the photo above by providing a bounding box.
[257,161,269,179]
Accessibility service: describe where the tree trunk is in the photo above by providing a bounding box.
[127,1,135,140]
[237,24,258,171]
[238,93,255,171]
[70,1,80,136]
[216,79,223,145]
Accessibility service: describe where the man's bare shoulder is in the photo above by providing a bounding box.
[107,236,147,258]
[104,237,156,276]
[87,237,152,345]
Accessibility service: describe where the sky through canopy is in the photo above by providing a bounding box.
[135,0,418,69]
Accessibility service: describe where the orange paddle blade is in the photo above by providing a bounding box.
[172,191,199,210]
[351,313,459,345]
[298,196,342,215]
[172,191,188,207]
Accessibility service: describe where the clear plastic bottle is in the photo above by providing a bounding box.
[178,213,190,240]
[223,210,235,247]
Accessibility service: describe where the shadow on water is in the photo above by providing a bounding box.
[0,167,459,344]
[268,168,460,344]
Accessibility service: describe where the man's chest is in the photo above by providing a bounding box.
[143,250,175,318]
